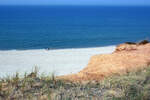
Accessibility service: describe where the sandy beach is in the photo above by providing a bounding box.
[0,46,115,77]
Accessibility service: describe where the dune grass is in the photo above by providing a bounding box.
[0,66,150,100]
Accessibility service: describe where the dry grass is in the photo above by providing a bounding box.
[0,66,150,100]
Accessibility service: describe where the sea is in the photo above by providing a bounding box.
[0,6,150,76]
[0,6,150,50]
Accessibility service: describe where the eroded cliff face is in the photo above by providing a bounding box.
[59,41,150,82]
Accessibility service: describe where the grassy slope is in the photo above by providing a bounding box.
[0,67,150,100]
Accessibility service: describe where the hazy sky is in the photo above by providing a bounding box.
[0,0,149,6]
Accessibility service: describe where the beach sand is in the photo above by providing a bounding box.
[0,46,115,77]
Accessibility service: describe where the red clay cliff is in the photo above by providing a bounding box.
[59,40,150,82]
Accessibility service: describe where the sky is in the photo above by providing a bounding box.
[0,0,149,6]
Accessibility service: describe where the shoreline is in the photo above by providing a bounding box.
[0,44,116,51]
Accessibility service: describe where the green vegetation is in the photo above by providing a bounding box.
[1,66,150,100]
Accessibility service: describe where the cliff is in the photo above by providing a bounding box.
[59,40,150,81]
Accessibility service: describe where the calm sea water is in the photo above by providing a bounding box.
[0,6,150,50]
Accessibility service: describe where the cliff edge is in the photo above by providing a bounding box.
[59,40,150,81]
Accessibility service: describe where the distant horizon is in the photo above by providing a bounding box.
[0,4,150,7]
[0,0,150,6]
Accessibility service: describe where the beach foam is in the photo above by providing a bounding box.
[0,46,115,77]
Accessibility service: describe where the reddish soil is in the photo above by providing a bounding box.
[59,42,150,82]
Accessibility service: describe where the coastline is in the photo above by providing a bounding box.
[0,42,150,99]
[0,45,116,77]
